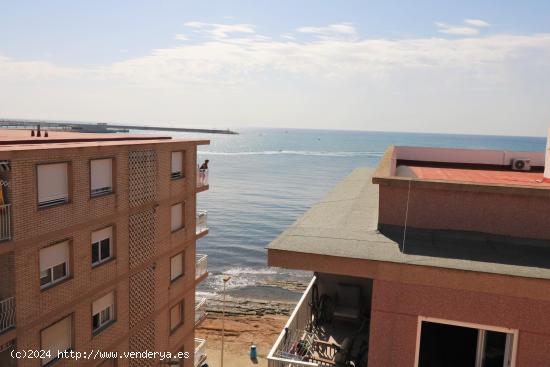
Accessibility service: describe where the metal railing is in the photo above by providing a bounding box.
[0,297,15,334]
[196,210,208,235]
[267,276,317,367]
[0,204,11,241]
[195,297,207,326]
[194,338,207,367]
[195,254,208,280]
[196,167,209,188]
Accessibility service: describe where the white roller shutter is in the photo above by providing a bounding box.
[170,253,183,280]
[170,303,182,330]
[37,163,68,205]
[41,316,72,365]
[40,241,69,272]
[92,226,113,244]
[92,292,115,315]
[171,203,183,231]
[171,152,183,175]
[91,159,113,194]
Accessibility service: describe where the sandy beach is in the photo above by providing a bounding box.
[195,296,296,367]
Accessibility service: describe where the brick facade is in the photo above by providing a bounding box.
[0,137,208,367]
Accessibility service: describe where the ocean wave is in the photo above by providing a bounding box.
[198,150,384,158]
[223,266,279,275]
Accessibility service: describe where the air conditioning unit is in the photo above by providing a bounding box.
[511,158,531,171]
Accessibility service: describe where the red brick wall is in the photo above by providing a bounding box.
[378,185,550,240]
[5,140,204,366]
[368,279,550,367]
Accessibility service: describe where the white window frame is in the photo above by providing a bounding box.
[414,316,518,367]
[90,158,114,197]
[92,292,115,334]
[171,151,184,179]
[91,226,113,267]
[40,242,70,289]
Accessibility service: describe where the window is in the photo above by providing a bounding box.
[171,203,184,232]
[37,163,69,207]
[170,301,184,332]
[170,252,184,282]
[417,318,515,367]
[92,292,115,333]
[91,158,113,196]
[40,241,70,288]
[92,226,113,266]
[171,151,184,179]
[41,315,72,366]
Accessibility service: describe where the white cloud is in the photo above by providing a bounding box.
[174,34,188,41]
[297,23,357,35]
[465,19,491,28]
[184,21,255,39]
[0,23,549,135]
[436,22,479,36]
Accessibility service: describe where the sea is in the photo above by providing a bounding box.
[134,128,546,301]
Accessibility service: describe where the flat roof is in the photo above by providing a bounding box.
[268,168,550,280]
[397,165,550,188]
[0,129,209,151]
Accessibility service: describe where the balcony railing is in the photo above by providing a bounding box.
[0,204,11,241]
[0,297,15,334]
[268,277,317,367]
[196,210,208,235]
[194,338,207,367]
[195,254,208,280]
[195,297,207,326]
[196,167,209,189]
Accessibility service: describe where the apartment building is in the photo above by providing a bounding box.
[267,140,550,367]
[0,129,210,367]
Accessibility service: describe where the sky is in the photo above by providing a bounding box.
[1,0,550,136]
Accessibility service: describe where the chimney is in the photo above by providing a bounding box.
[545,127,550,181]
[37,125,41,137]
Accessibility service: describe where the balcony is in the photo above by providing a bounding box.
[0,297,15,334]
[196,210,208,235]
[194,338,207,367]
[195,254,208,280]
[195,297,207,326]
[196,167,209,189]
[0,204,11,242]
[268,275,372,367]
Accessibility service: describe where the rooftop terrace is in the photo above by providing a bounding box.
[0,129,209,152]
[268,167,550,280]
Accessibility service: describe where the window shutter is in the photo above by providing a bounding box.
[91,159,113,193]
[170,253,183,280]
[170,304,181,329]
[37,163,68,204]
[92,292,115,315]
[171,152,183,174]
[40,241,69,272]
[92,226,113,244]
[171,203,183,231]
[41,316,72,365]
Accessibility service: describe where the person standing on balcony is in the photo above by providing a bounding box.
[198,159,209,186]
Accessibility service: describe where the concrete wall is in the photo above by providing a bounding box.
[368,279,550,367]
[4,140,203,366]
